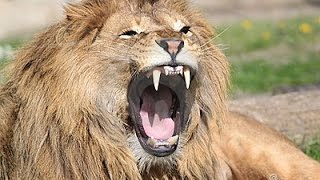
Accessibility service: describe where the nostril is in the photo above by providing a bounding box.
[158,40,169,50]
[178,41,184,50]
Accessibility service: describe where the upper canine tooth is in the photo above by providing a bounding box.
[153,69,161,91]
[184,67,191,89]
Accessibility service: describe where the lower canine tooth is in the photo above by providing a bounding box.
[167,135,179,145]
[147,138,157,147]
[184,67,191,89]
[153,69,161,91]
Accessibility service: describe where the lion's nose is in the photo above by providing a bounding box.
[157,39,184,62]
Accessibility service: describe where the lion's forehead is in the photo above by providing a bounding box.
[106,8,188,35]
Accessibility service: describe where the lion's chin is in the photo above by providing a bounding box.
[127,133,181,172]
[128,65,194,157]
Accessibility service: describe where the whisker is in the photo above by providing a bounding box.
[200,25,232,48]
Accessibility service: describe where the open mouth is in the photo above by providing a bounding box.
[128,65,194,157]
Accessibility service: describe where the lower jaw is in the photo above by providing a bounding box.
[127,134,180,173]
[134,127,180,157]
[127,133,180,160]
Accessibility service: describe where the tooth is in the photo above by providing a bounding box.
[147,137,157,147]
[184,67,191,89]
[180,66,184,75]
[164,66,172,76]
[153,69,161,91]
[167,135,179,145]
[175,66,183,72]
[165,69,169,76]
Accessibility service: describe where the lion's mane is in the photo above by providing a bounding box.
[0,0,229,179]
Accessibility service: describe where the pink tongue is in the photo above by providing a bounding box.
[140,87,175,140]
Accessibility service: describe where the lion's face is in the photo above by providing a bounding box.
[98,5,207,155]
[63,0,227,170]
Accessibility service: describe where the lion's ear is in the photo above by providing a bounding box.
[64,0,118,42]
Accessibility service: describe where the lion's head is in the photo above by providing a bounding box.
[7,0,229,178]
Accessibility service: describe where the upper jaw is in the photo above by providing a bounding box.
[146,65,193,90]
[127,63,196,157]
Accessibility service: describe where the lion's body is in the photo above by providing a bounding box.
[0,0,319,179]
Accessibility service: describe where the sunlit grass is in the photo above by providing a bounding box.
[231,53,320,94]
[215,16,320,94]
[216,16,320,56]
[305,138,320,161]
[0,38,26,72]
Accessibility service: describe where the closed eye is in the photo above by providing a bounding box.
[119,30,139,39]
[121,30,138,36]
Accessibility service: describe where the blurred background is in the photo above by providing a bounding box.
[0,0,319,160]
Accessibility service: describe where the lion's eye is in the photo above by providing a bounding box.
[122,30,138,36]
[180,26,191,34]
[119,30,138,39]
[180,26,193,37]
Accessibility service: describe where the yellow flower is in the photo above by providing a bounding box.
[299,23,313,34]
[316,16,320,24]
[241,20,253,30]
[261,31,271,41]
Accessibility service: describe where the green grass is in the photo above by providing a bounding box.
[0,38,26,70]
[231,53,320,93]
[305,139,320,161]
[215,16,320,56]
[0,38,25,49]
[214,16,320,94]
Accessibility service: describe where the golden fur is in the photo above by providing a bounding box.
[0,0,319,179]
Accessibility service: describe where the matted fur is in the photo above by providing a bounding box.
[0,0,319,179]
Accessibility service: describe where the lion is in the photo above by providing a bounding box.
[0,0,319,179]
